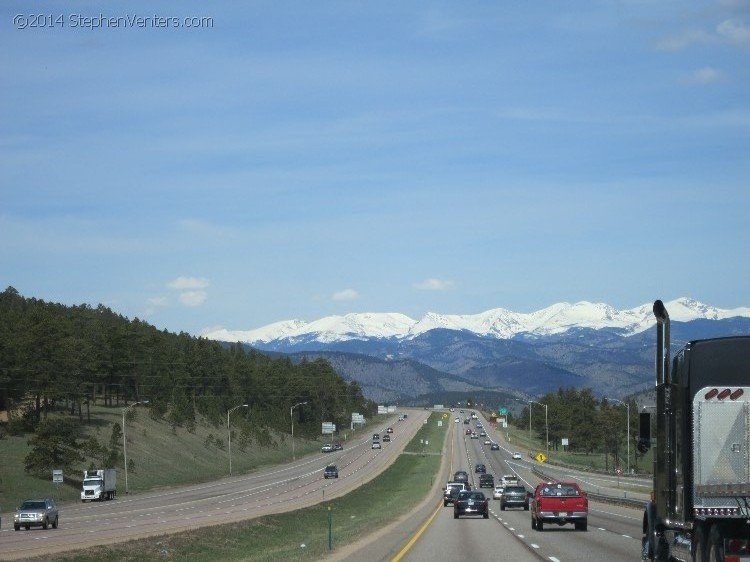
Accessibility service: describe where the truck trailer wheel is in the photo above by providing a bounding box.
[707,525,724,562]
[692,524,707,562]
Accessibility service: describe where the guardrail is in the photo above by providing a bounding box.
[531,466,647,509]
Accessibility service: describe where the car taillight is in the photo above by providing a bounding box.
[726,539,749,554]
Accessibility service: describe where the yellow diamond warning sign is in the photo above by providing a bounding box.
[535,452,547,463]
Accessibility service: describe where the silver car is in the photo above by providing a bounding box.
[14,498,59,531]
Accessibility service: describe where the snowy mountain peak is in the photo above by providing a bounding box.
[201,298,750,345]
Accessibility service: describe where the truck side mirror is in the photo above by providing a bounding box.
[638,411,651,453]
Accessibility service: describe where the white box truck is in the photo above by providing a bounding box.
[81,469,117,502]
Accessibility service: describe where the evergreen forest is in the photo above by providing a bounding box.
[0,287,375,477]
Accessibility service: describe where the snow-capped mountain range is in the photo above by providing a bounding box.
[203,298,750,346]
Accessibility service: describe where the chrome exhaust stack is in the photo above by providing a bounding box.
[653,299,670,386]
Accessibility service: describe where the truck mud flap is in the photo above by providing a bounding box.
[642,501,669,561]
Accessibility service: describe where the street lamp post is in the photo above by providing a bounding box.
[513,398,533,446]
[227,404,248,476]
[291,401,308,461]
[606,397,630,474]
[122,401,149,495]
[529,400,549,459]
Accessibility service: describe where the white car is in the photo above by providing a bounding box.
[484,439,491,445]
[501,474,519,488]
[372,441,381,449]
[493,485,504,500]
[512,452,522,460]
[321,444,333,453]
[455,417,460,423]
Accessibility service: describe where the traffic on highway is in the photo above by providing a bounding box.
[2,408,652,562]
[391,410,650,562]
[0,412,428,561]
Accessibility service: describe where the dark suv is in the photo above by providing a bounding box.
[323,465,339,479]
[453,470,469,484]
[500,485,530,510]
[453,490,489,519]
[479,473,494,488]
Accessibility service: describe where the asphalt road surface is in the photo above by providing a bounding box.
[2,410,648,562]
[334,411,647,562]
[0,411,429,561]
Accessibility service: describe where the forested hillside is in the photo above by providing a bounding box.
[0,287,374,443]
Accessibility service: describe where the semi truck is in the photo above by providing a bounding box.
[81,469,117,502]
[639,300,750,561]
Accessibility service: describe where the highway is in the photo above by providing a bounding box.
[337,411,648,562]
[1,409,650,561]
[0,411,430,561]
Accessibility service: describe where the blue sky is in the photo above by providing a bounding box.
[2,1,749,336]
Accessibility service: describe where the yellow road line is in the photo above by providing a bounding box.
[390,422,455,562]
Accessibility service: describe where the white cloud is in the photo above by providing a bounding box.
[164,277,210,307]
[682,66,724,85]
[657,19,749,52]
[167,276,210,290]
[656,29,713,51]
[717,18,750,44]
[179,290,207,306]
[414,278,455,291]
[332,288,359,301]
[147,296,168,307]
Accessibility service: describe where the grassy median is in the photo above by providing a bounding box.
[35,413,449,562]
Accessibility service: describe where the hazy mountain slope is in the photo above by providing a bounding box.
[213,302,750,401]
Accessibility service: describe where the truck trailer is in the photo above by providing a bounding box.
[640,300,750,561]
[81,469,117,502]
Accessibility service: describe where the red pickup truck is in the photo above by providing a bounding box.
[530,481,588,531]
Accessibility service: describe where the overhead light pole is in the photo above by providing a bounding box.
[122,400,149,495]
[291,401,308,461]
[513,398,533,445]
[529,400,549,459]
[227,404,249,476]
[606,397,630,474]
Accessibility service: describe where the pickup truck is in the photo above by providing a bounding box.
[443,481,471,506]
[530,482,588,531]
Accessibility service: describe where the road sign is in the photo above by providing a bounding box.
[500,407,508,416]
[535,452,547,463]
[52,469,63,483]
[616,467,623,476]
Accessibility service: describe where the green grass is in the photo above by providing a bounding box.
[0,404,380,510]
[30,413,449,561]
[498,420,653,476]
